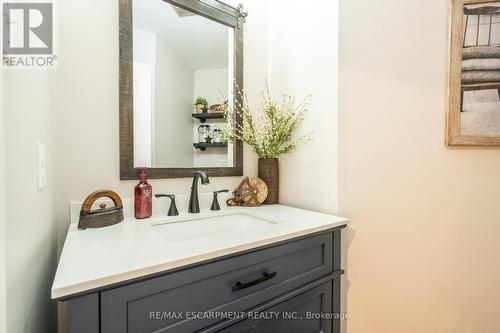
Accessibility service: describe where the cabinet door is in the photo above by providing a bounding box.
[215,281,333,333]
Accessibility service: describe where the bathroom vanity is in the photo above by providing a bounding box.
[51,0,350,331]
[52,205,348,333]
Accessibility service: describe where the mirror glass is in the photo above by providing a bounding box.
[132,0,234,168]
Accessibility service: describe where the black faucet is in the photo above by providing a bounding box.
[154,194,179,216]
[188,171,210,213]
[211,189,229,211]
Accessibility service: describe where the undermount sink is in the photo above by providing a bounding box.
[151,211,281,243]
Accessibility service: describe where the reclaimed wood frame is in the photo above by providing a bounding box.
[119,0,244,179]
[447,0,500,145]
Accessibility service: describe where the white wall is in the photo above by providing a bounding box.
[133,28,157,66]
[194,68,228,106]
[265,1,341,330]
[266,0,339,214]
[154,37,194,167]
[133,29,157,167]
[133,62,154,167]
[339,0,500,332]
[0,64,6,333]
[3,69,57,333]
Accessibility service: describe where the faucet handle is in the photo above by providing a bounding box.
[155,194,179,216]
[211,189,229,211]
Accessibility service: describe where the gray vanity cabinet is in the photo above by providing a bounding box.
[65,227,345,333]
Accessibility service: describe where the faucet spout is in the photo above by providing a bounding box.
[188,171,210,213]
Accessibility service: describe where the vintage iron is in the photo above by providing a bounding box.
[78,190,124,229]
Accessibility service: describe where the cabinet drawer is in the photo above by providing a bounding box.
[213,281,333,333]
[101,232,334,333]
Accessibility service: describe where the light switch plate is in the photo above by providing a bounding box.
[37,143,46,191]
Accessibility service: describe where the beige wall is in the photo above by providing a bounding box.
[339,0,500,332]
[3,70,57,333]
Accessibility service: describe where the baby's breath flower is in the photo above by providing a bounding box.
[222,81,313,158]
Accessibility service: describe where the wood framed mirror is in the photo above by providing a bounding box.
[119,0,246,179]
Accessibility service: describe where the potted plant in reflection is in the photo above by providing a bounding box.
[194,97,208,113]
[223,82,313,204]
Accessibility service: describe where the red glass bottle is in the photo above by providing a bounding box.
[135,167,152,219]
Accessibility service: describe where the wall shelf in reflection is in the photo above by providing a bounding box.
[193,143,228,151]
[192,113,225,123]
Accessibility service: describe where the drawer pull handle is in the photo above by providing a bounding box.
[232,272,277,291]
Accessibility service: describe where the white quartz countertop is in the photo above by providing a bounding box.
[52,204,348,299]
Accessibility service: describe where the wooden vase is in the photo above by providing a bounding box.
[258,158,279,204]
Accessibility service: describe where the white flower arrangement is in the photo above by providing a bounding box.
[222,82,313,159]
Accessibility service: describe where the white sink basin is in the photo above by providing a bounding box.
[151,211,281,243]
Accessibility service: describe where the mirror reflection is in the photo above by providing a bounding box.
[133,0,234,168]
